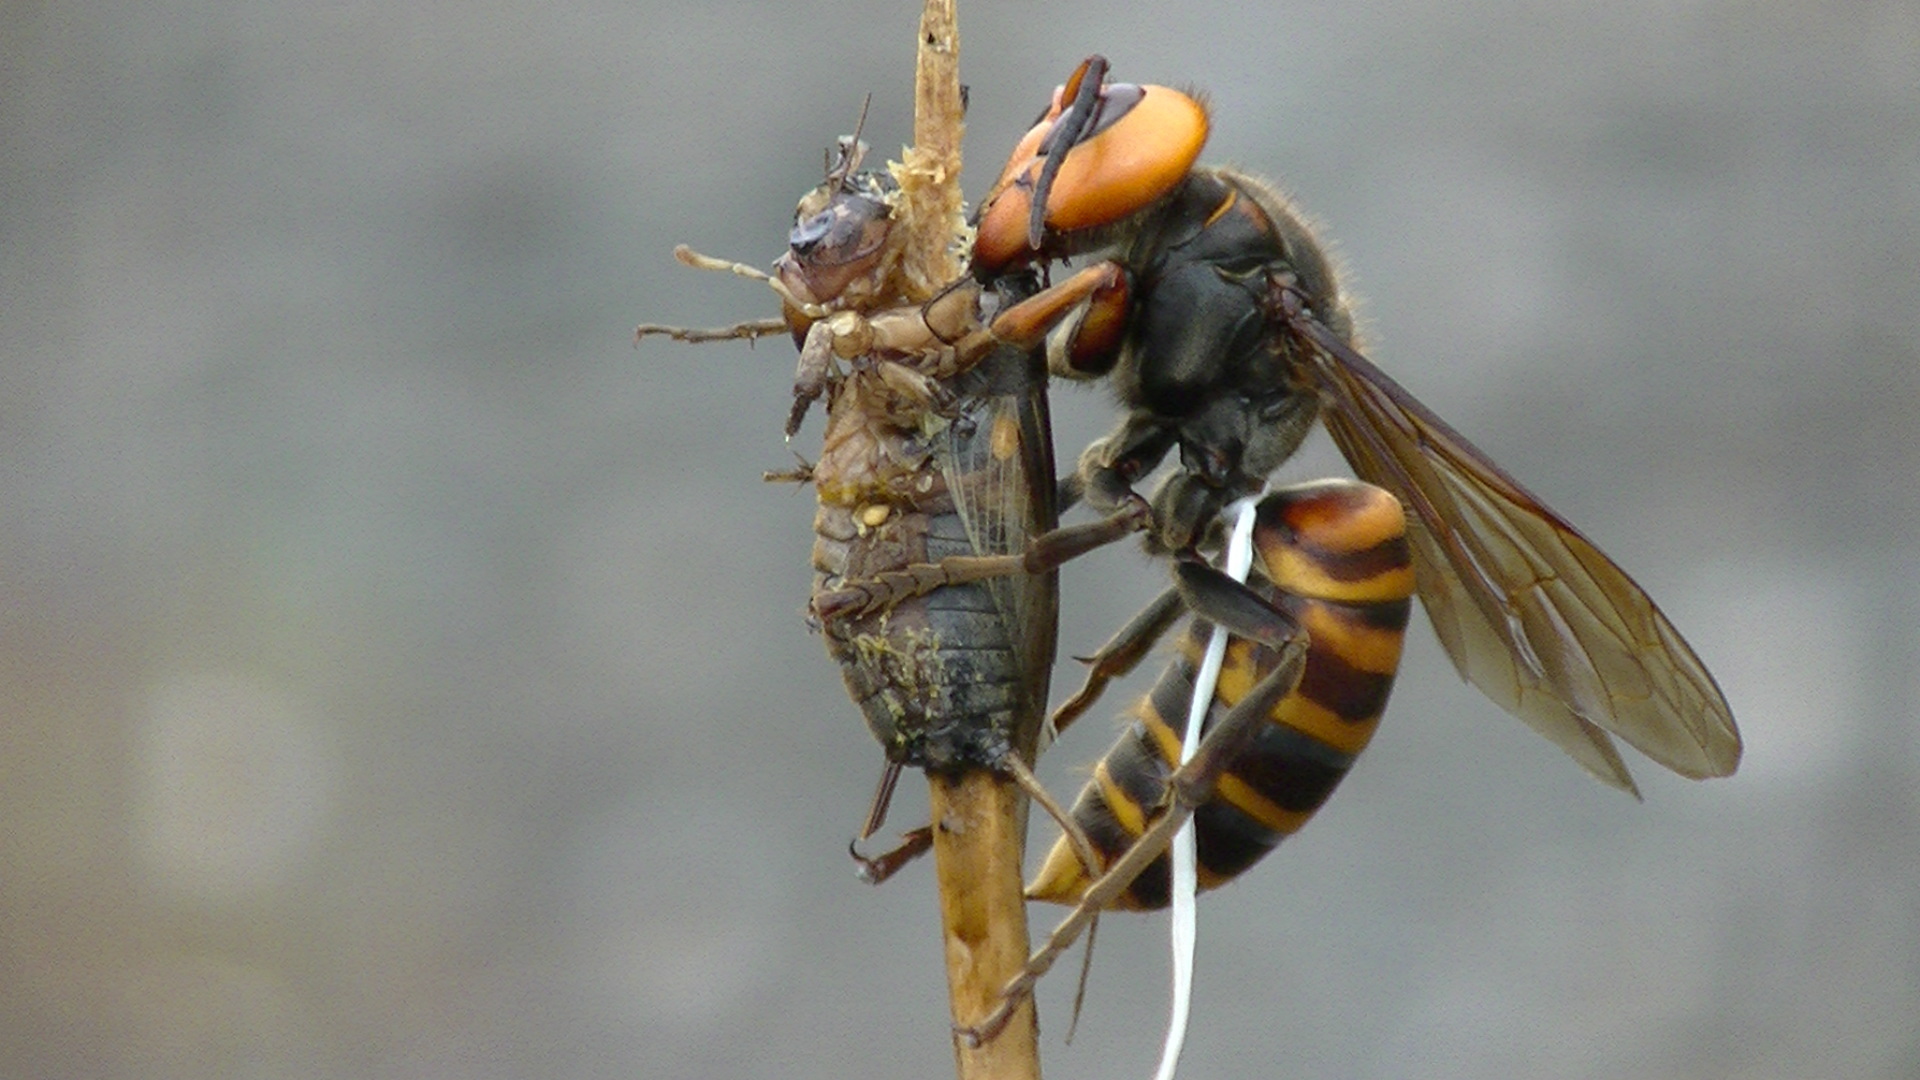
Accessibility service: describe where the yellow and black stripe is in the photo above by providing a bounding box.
[1028,478,1413,909]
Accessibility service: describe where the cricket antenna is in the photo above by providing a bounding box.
[826,93,875,191]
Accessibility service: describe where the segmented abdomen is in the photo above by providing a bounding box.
[816,496,1037,771]
[811,342,1058,773]
[1028,479,1413,909]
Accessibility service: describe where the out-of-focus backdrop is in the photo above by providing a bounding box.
[3,1,1915,1077]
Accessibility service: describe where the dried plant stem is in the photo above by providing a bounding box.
[893,0,968,298]
[929,771,1042,1080]
[899,4,1045,1078]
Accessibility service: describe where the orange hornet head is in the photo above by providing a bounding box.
[973,56,1209,277]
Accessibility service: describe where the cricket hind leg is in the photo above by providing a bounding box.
[849,754,1106,889]
[849,762,934,884]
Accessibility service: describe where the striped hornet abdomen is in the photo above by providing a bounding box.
[1027,478,1413,909]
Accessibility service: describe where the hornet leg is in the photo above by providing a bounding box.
[811,499,1151,621]
[958,610,1307,1047]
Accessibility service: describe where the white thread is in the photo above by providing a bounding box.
[1154,494,1261,1080]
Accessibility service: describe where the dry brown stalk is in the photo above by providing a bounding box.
[895,4,1044,1079]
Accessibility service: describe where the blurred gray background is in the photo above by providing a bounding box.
[3,1,1916,1077]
